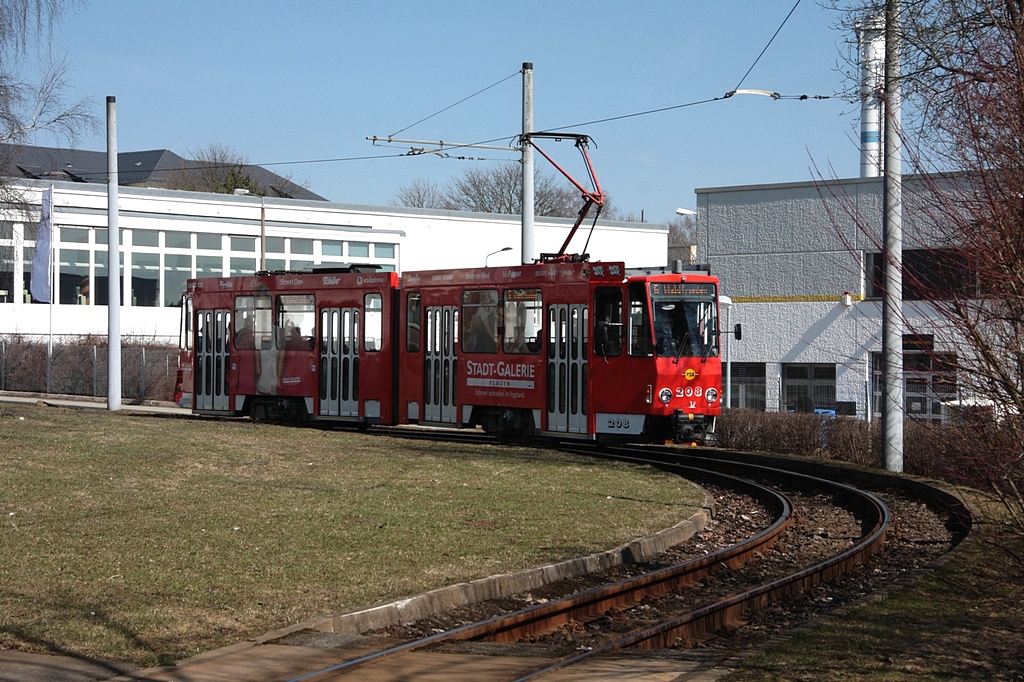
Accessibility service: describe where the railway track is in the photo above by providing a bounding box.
[263,442,928,682]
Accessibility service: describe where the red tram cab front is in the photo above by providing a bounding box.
[397,261,728,443]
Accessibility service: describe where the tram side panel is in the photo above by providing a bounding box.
[183,272,400,424]
[399,264,623,439]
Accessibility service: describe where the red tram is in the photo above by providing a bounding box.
[175,262,733,444]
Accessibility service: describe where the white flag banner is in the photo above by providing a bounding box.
[29,188,53,303]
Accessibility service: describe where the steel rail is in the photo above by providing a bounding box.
[503,446,892,681]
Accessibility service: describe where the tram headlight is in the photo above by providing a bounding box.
[658,388,673,404]
[705,387,719,404]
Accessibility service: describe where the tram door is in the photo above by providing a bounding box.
[423,305,458,424]
[195,308,230,412]
[319,307,360,417]
[547,304,588,434]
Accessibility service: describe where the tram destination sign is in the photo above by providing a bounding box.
[650,282,716,297]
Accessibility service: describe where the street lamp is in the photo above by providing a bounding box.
[675,207,696,217]
[486,246,512,267]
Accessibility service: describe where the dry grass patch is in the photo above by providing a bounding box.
[0,404,702,666]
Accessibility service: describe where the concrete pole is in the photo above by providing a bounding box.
[521,62,535,264]
[882,1,903,472]
[107,96,122,411]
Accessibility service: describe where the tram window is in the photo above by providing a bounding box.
[593,287,623,357]
[406,292,421,353]
[462,289,499,353]
[179,294,193,351]
[364,293,383,352]
[503,289,542,354]
[628,282,653,357]
[276,294,315,350]
[233,296,258,349]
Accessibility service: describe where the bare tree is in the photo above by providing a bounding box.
[0,0,96,192]
[164,143,266,195]
[395,160,592,219]
[667,214,696,263]
[392,178,448,209]
[829,0,1024,544]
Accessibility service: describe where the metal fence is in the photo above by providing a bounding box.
[0,338,179,402]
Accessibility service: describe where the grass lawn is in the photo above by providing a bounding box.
[0,403,703,666]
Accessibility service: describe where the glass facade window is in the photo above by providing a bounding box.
[164,254,192,306]
[229,257,257,276]
[291,238,313,254]
[95,228,122,245]
[231,236,256,252]
[197,233,221,250]
[133,229,159,247]
[374,243,395,259]
[322,240,343,257]
[266,236,285,253]
[349,241,369,258]
[131,253,160,306]
[165,232,191,249]
[58,249,90,305]
[196,255,222,279]
[265,258,286,272]
[0,222,13,303]
[60,227,89,243]
[290,259,313,272]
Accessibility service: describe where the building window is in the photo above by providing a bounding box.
[374,243,395,259]
[231,236,256,252]
[730,362,767,410]
[196,255,222,278]
[164,254,192,307]
[60,227,89,244]
[290,238,313,255]
[266,237,285,253]
[782,363,836,412]
[131,252,160,307]
[58,249,90,305]
[349,241,369,258]
[133,229,160,247]
[230,257,257,276]
[0,221,13,303]
[197,233,221,250]
[322,240,343,257]
[866,249,975,301]
[165,232,191,249]
[871,340,957,422]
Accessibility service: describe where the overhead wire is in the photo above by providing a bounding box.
[130,3,824,178]
[732,0,804,92]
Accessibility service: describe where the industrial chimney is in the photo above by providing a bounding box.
[857,15,885,178]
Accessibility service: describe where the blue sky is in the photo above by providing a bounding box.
[35,1,862,223]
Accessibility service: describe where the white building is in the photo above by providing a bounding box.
[0,179,668,344]
[696,174,961,421]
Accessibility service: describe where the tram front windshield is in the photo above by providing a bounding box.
[650,282,719,359]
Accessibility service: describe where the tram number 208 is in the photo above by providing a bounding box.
[597,413,643,435]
